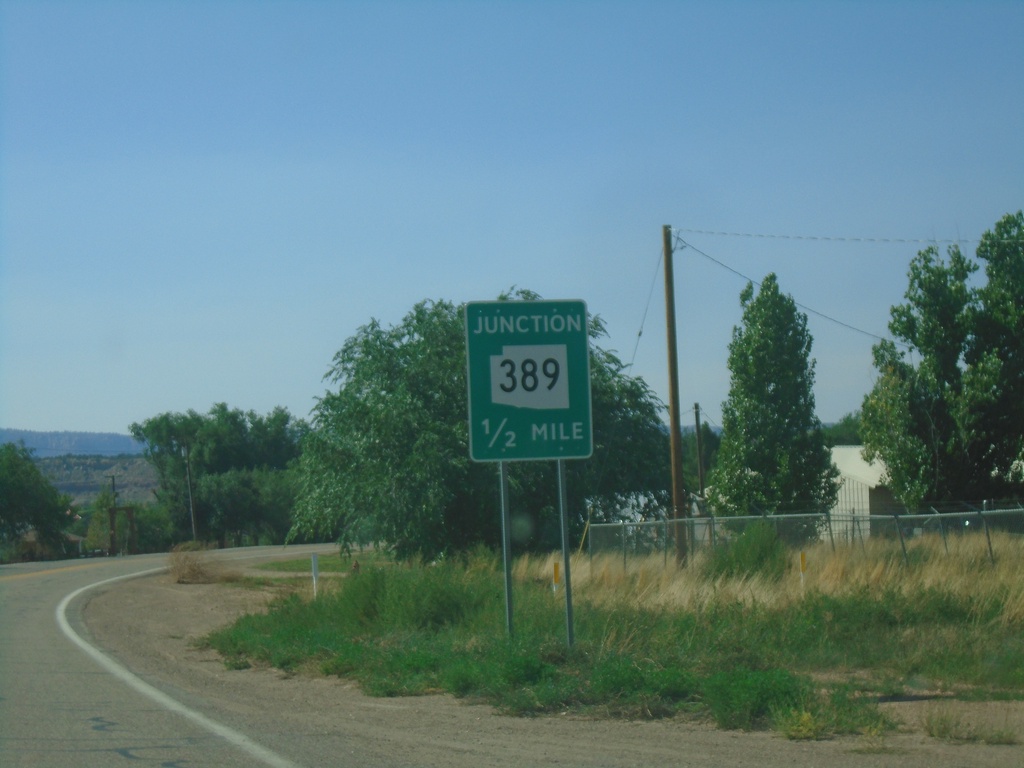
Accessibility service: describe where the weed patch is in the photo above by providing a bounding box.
[169,543,222,584]
[204,539,1024,739]
[702,667,809,730]
[703,520,788,581]
[922,703,1019,744]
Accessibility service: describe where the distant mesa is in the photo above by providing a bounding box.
[0,429,144,458]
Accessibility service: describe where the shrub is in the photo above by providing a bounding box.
[702,667,809,729]
[704,520,787,581]
[589,654,646,698]
[168,542,218,583]
[500,651,554,687]
[330,567,387,628]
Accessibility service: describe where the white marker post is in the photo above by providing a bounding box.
[311,553,319,599]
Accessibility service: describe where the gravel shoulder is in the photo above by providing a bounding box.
[81,569,1024,768]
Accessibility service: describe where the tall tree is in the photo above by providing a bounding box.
[129,410,202,537]
[0,443,71,555]
[707,274,839,527]
[291,291,670,561]
[862,212,1024,507]
[967,211,1024,488]
[860,243,976,509]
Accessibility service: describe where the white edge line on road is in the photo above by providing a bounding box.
[56,565,304,768]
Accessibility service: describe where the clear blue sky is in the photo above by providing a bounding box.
[2,0,1021,435]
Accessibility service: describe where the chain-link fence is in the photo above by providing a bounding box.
[587,504,1024,567]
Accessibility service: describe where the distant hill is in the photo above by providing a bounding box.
[34,455,158,507]
[0,429,144,458]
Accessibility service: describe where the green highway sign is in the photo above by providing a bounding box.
[465,300,593,462]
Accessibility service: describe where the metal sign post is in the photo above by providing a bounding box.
[499,461,514,636]
[557,459,575,647]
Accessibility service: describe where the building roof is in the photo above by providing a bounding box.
[831,445,887,488]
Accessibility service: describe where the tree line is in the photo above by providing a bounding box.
[3,212,1020,561]
[127,404,308,547]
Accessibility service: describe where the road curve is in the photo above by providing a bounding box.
[5,547,1023,768]
[0,545,332,768]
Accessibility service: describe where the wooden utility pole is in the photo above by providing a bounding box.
[662,225,688,564]
[694,402,706,496]
[107,475,139,555]
[184,443,197,541]
[108,475,118,556]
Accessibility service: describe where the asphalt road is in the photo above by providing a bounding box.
[0,546,331,768]
[5,546,1023,768]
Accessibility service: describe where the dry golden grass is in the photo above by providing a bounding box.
[517,532,1024,623]
[921,702,1020,744]
[168,543,241,584]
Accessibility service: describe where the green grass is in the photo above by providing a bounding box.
[202,543,1024,738]
[703,520,788,581]
[202,552,918,736]
[256,550,391,573]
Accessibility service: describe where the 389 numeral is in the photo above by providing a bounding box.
[498,357,560,393]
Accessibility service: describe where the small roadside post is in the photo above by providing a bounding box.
[311,553,319,598]
[465,299,593,647]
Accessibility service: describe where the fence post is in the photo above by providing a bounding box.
[622,522,628,573]
[663,516,669,567]
[854,513,866,554]
[893,515,910,566]
[977,510,995,565]
[825,510,835,552]
[588,524,593,568]
[931,507,949,555]
[588,508,593,568]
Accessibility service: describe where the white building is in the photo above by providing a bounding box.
[830,446,901,540]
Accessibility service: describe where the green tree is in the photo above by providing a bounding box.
[682,421,720,496]
[133,505,175,552]
[291,291,670,561]
[822,411,861,447]
[130,405,306,544]
[84,487,118,553]
[707,274,839,530]
[967,211,1024,488]
[197,467,297,546]
[0,443,71,556]
[862,212,1024,508]
[129,410,202,538]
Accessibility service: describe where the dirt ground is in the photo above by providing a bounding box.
[82,571,1024,768]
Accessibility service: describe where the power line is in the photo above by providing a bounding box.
[672,233,910,349]
[627,248,663,370]
[673,227,982,246]
[699,409,722,432]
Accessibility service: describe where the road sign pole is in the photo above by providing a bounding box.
[499,461,514,637]
[557,459,575,647]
